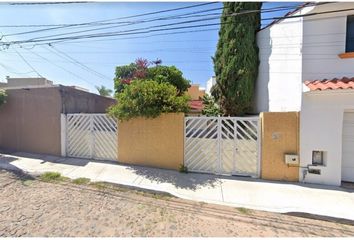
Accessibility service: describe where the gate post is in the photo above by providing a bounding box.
[89,115,94,159]
[60,114,67,157]
[217,117,221,174]
[257,116,262,178]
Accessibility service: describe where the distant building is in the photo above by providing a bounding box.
[187,84,205,100]
[186,84,206,116]
[0,76,89,92]
[0,77,53,88]
[206,76,216,96]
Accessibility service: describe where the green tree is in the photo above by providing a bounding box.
[0,89,6,106]
[114,58,190,95]
[114,63,137,94]
[109,80,190,121]
[95,85,113,97]
[213,2,262,115]
[147,65,190,95]
[202,94,223,116]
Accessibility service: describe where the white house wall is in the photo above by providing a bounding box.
[254,6,314,113]
[302,3,354,81]
[300,90,354,186]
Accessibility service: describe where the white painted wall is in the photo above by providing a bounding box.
[302,3,354,81]
[300,90,354,186]
[255,3,354,113]
[206,76,216,96]
[255,6,314,113]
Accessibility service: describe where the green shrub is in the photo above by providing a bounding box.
[109,80,190,121]
[0,89,7,106]
[202,94,223,116]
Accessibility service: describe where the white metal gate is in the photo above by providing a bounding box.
[65,114,117,161]
[184,116,260,177]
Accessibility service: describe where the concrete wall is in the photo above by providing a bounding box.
[59,85,116,114]
[118,113,184,170]
[300,90,354,186]
[0,87,62,155]
[261,112,300,182]
[3,77,53,88]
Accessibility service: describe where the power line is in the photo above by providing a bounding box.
[2,4,303,38]
[5,4,310,41]
[1,1,218,39]
[4,3,343,46]
[46,45,112,82]
[40,28,220,45]
[24,47,99,87]
[0,3,313,29]
[3,6,224,37]
[0,62,36,75]
[9,2,91,5]
[10,45,43,77]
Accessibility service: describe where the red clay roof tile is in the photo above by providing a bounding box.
[189,100,204,112]
[304,77,354,91]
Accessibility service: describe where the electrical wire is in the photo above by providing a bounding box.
[46,45,112,82]
[4,3,347,47]
[3,4,305,38]
[10,45,43,77]
[24,47,99,87]
[4,4,314,41]
[0,62,36,75]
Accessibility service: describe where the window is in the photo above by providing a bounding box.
[346,15,354,52]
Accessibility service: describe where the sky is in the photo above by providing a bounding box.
[0,1,301,94]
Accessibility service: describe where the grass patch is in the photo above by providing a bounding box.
[21,179,34,186]
[90,181,109,190]
[72,177,90,185]
[39,172,68,182]
[236,207,252,215]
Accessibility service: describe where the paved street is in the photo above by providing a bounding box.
[1,170,354,237]
[1,152,354,221]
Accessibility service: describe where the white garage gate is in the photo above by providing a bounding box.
[342,112,354,182]
[61,114,118,161]
[184,116,261,177]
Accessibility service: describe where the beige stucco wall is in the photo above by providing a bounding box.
[260,112,300,181]
[118,113,184,170]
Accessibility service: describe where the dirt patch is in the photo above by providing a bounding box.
[0,169,353,237]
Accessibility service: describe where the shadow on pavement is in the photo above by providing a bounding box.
[7,151,118,167]
[125,164,227,190]
[0,154,35,181]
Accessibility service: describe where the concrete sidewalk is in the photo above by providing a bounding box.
[1,152,354,221]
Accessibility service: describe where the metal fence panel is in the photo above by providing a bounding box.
[66,114,117,161]
[184,116,260,177]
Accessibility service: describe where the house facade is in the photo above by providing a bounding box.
[255,2,354,186]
